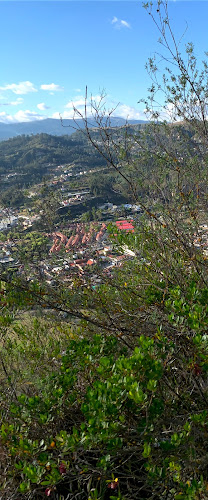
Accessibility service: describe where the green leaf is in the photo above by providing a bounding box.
[143,442,151,458]
[19,481,29,493]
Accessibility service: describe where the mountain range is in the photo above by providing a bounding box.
[0,117,147,141]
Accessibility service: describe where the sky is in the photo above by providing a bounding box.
[0,1,208,123]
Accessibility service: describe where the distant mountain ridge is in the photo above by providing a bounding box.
[0,117,148,141]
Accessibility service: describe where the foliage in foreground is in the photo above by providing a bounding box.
[1,255,208,500]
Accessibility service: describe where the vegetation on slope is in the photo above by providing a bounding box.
[0,132,107,189]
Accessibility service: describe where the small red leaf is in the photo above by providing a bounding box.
[59,463,66,474]
[45,488,52,497]
[107,481,119,490]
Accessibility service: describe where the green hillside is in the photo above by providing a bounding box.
[0,132,108,189]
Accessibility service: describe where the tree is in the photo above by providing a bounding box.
[35,184,61,232]
[0,186,26,208]
[89,172,115,197]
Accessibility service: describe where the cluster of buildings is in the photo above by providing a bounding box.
[40,244,134,287]
[61,191,90,207]
[49,222,107,254]
[193,224,208,256]
[0,208,18,231]
[36,220,136,286]
[0,239,15,264]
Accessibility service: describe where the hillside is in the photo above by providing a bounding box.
[0,120,151,192]
[0,132,109,189]
[0,121,201,200]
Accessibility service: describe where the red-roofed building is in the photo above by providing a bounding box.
[87,259,95,266]
[116,220,134,232]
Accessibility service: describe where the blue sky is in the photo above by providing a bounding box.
[0,1,208,123]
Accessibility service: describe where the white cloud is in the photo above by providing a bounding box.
[120,20,131,28]
[15,110,45,122]
[55,96,145,122]
[65,94,103,109]
[0,98,23,107]
[10,98,24,106]
[53,102,145,122]
[52,110,83,120]
[52,106,93,120]
[40,83,64,92]
[112,103,146,120]
[111,16,131,29]
[0,112,14,123]
[37,102,50,111]
[59,94,106,119]
[0,110,45,124]
[66,97,86,109]
[0,81,37,95]
[74,88,81,93]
